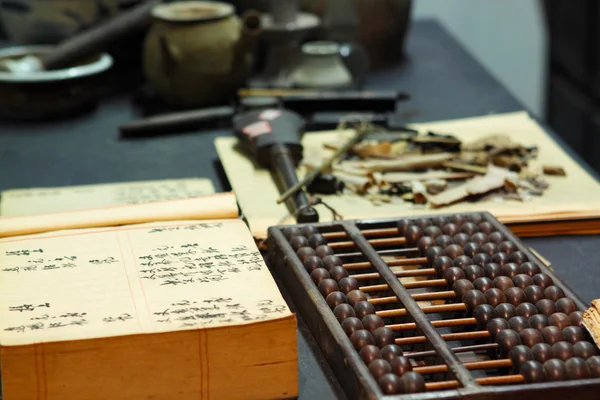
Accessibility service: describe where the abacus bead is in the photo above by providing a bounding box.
[453,279,474,301]
[544,359,568,382]
[487,318,510,341]
[464,265,485,282]
[315,244,334,258]
[544,286,565,302]
[520,262,542,277]
[472,253,492,267]
[509,251,529,264]
[514,274,534,289]
[586,356,600,377]
[498,241,517,254]
[368,359,392,381]
[520,360,546,383]
[304,256,323,273]
[461,222,479,235]
[381,344,404,363]
[362,314,385,333]
[329,266,349,282]
[482,242,499,256]
[415,217,430,229]
[502,263,522,278]
[533,273,554,288]
[350,329,374,350]
[318,279,339,297]
[553,341,574,361]
[396,219,411,236]
[463,242,483,258]
[290,236,309,251]
[431,216,449,227]
[354,301,376,319]
[453,255,473,269]
[492,252,510,266]
[373,327,396,348]
[378,373,403,395]
[532,343,554,363]
[509,316,530,333]
[520,328,544,347]
[341,317,363,336]
[464,290,487,314]
[563,326,586,344]
[308,233,328,248]
[474,304,497,330]
[435,235,454,249]
[391,356,413,377]
[484,263,503,279]
[445,244,464,259]
[471,232,489,246]
[311,268,331,284]
[417,236,436,255]
[284,226,302,240]
[297,247,316,262]
[549,312,571,329]
[444,267,466,287]
[453,233,471,247]
[574,342,598,359]
[339,277,359,294]
[426,246,445,264]
[360,345,382,365]
[322,255,343,270]
[302,225,319,238]
[556,298,577,315]
[485,288,507,307]
[473,277,494,293]
[347,290,367,307]
[536,299,557,316]
[570,311,584,327]
[442,223,460,236]
[496,303,517,320]
[504,287,527,307]
[404,225,423,247]
[517,302,538,319]
[529,314,550,331]
[401,372,425,394]
[450,214,467,225]
[478,221,495,234]
[489,231,506,244]
[334,304,355,323]
[497,329,522,357]
[510,345,534,373]
[566,357,591,380]
[525,285,545,304]
[423,225,442,239]
[541,325,565,345]
[434,256,454,277]
[494,276,515,291]
[326,292,347,309]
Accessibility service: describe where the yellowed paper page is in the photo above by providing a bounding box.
[0,192,238,238]
[0,178,216,217]
[0,219,292,346]
[215,111,600,238]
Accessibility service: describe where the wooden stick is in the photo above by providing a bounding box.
[329,237,406,249]
[395,330,490,345]
[360,279,447,293]
[413,359,512,375]
[387,317,475,331]
[350,268,436,281]
[344,257,428,270]
[376,303,466,318]
[370,291,456,305]
[337,248,418,259]
[405,343,499,358]
[322,228,398,240]
[425,375,524,391]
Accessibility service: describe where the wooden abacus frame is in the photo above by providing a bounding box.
[267,212,600,400]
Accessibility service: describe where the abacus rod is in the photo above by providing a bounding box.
[344,257,427,270]
[376,303,466,318]
[413,359,512,375]
[329,237,407,249]
[350,268,436,281]
[405,343,499,358]
[369,291,456,305]
[336,248,418,259]
[387,317,475,331]
[360,279,447,292]
[322,228,398,240]
[425,375,524,391]
[395,330,490,345]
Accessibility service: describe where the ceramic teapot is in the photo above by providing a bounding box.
[143,1,261,109]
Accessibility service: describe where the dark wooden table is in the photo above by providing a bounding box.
[1,19,599,400]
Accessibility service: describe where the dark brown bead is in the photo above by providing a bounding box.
[478,221,495,234]
[513,274,534,289]
[339,277,359,294]
[544,286,565,302]
[497,329,522,357]
[334,304,356,323]
[509,316,531,333]
[502,263,522,278]
[563,326,586,344]
[308,233,328,248]
[553,341,574,361]
[494,276,515,291]
[347,290,367,307]
[482,242,499,256]
[468,213,484,224]
[404,225,423,247]
[473,277,494,293]
[461,222,480,235]
[509,251,529,265]
[487,318,510,341]
[464,265,485,282]
[284,226,303,240]
[520,360,546,383]
[415,217,431,229]
[485,288,506,307]
[574,342,598,359]
[484,263,503,279]
[328,266,348,282]
[453,233,471,247]
[303,255,323,273]
[435,235,455,249]
[444,267,466,287]
[318,279,339,297]
[471,232,489,246]
[520,328,544,347]
[520,262,542,277]
[442,223,460,236]
[543,359,568,382]
[454,255,474,269]
[378,373,403,395]
[417,236,436,256]
[541,325,565,345]
[322,255,343,270]
[401,372,425,394]
[302,225,319,238]
[496,303,517,320]
[450,214,467,225]
[360,344,382,365]
[525,285,545,304]
[516,302,538,319]
[532,343,554,363]
[432,216,449,227]
[510,345,534,373]
[445,244,464,259]
[326,291,347,309]
[536,299,557,316]
[434,256,454,277]
[533,273,554,289]
[373,327,396,348]
[381,344,404,363]
[426,246,446,264]
[566,357,591,380]
[556,298,577,315]
[396,219,411,236]
[315,245,334,259]
[368,359,392,380]
[474,304,497,330]
[505,287,527,307]
[570,311,584,327]
[549,312,571,329]
[498,241,517,254]
[463,242,483,258]
[453,279,474,301]
[297,247,316,263]
[290,236,309,251]
[390,355,413,376]
[586,356,600,377]
[354,301,376,319]
[529,314,550,331]
[341,316,363,336]
[464,290,487,314]
[310,268,331,284]
[489,231,506,244]
[362,314,385,333]
[350,329,374,350]
[423,225,442,239]
[472,253,492,267]
[492,252,510,266]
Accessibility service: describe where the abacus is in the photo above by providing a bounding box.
[267,213,600,399]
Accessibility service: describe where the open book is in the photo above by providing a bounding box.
[0,193,298,400]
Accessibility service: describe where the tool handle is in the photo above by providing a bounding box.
[40,0,159,71]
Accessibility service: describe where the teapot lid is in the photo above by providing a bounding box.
[151,1,234,22]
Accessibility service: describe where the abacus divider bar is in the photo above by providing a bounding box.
[322,228,398,240]
[350,268,436,281]
[329,237,406,249]
[342,222,479,390]
[405,343,499,358]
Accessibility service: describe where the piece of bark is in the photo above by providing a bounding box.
[504,171,520,192]
[493,155,524,172]
[543,165,567,176]
[354,141,393,158]
[462,134,522,152]
[410,180,428,204]
[429,183,470,208]
[335,171,372,194]
[380,170,476,184]
[345,153,454,172]
[529,177,550,190]
[425,179,447,195]
[442,161,488,174]
[582,300,600,350]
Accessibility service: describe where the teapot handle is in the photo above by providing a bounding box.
[159,35,183,67]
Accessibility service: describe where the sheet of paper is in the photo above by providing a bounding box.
[215,111,600,238]
[0,219,292,346]
[0,178,215,217]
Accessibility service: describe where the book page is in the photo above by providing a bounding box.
[0,178,215,217]
[0,219,292,346]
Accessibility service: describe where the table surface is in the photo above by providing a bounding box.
[1,19,600,400]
